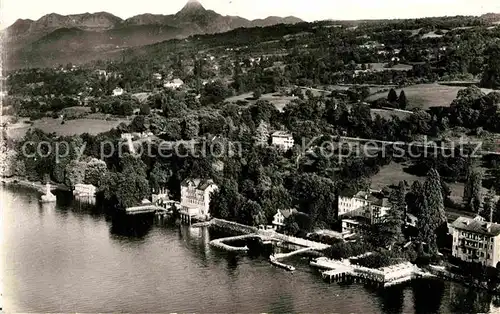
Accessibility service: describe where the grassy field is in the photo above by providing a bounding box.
[314,84,396,95]
[6,117,130,139]
[60,106,92,119]
[367,63,413,71]
[371,108,413,120]
[225,92,298,111]
[370,161,480,204]
[366,83,494,109]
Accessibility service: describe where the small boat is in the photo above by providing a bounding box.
[40,183,56,203]
[269,255,295,272]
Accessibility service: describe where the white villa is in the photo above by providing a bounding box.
[272,209,297,229]
[271,131,294,151]
[121,133,133,140]
[180,179,218,223]
[112,87,125,96]
[164,78,184,89]
[450,216,500,267]
[338,190,391,237]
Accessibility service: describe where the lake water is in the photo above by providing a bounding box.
[2,185,500,313]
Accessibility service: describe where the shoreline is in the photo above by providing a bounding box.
[203,219,500,292]
[3,184,496,293]
[1,177,71,192]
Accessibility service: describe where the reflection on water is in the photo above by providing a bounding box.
[449,283,493,314]
[2,185,500,313]
[109,214,154,239]
[376,285,405,314]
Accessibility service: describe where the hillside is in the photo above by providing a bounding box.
[3,0,302,69]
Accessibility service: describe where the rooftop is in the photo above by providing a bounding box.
[181,178,216,190]
[278,208,298,218]
[340,190,389,207]
[451,216,500,237]
[272,131,293,138]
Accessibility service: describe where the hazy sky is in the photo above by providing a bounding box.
[2,0,500,28]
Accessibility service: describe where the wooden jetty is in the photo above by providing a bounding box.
[312,258,420,287]
[322,266,352,283]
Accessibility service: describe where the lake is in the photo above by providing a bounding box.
[2,185,500,313]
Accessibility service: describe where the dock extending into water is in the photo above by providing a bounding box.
[312,257,422,287]
[273,247,314,260]
[268,247,315,271]
[322,266,353,282]
[125,205,169,215]
[209,234,266,252]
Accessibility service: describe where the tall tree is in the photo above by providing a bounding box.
[149,162,172,193]
[416,196,438,253]
[241,199,266,226]
[209,179,244,220]
[84,158,107,187]
[418,169,447,253]
[480,187,496,221]
[424,168,447,225]
[388,88,398,103]
[407,180,424,217]
[398,90,408,109]
[373,181,406,249]
[463,164,483,213]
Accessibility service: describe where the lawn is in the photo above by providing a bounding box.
[370,161,477,204]
[225,92,298,112]
[367,63,413,71]
[6,117,130,139]
[315,84,397,95]
[366,83,494,110]
[371,108,412,120]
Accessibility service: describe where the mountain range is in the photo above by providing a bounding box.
[3,0,302,69]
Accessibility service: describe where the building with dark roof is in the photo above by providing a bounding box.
[450,216,500,267]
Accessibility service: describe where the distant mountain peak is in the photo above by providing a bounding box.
[179,0,206,14]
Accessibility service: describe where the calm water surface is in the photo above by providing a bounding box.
[2,186,500,313]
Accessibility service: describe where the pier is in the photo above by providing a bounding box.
[312,257,426,287]
[269,255,296,271]
[322,265,353,282]
[269,247,314,271]
[209,234,269,252]
[125,205,169,215]
[273,247,314,259]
